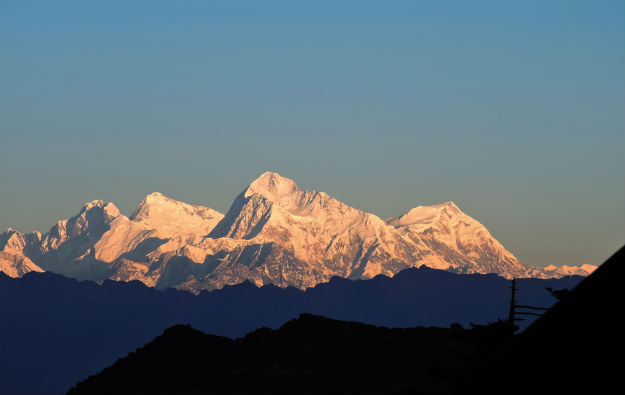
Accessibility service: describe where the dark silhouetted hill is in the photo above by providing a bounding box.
[0,267,581,393]
[67,314,516,394]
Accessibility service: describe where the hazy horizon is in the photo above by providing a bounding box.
[1,0,623,269]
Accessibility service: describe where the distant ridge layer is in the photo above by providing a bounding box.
[0,265,584,393]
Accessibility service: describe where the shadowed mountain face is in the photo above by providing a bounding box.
[0,267,581,394]
[0,172,595,293]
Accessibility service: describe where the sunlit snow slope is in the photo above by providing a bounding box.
[0,172,595,292]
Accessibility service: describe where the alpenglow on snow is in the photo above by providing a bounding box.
[0,172,596,293]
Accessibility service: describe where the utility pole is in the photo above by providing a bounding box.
[508,278,549,332]
[508,278,518,324]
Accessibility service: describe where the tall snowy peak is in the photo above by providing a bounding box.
[130,192,223,241]
[389,201,509,255]
[387,201,460,230]
[44,200,121,246]
[210,172,386,241]
[0,172,584,291]
[387,201,528,277]
[0,228,28,253]
[31,200,157,280]
[0,194,224,283]
[244,172,381,224]
[244,171,300,204]
[0,228,44,277]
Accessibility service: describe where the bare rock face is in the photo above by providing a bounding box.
[0,172,595,292]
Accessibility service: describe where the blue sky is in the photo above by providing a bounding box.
[1,0,623,268]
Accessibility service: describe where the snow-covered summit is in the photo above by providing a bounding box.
[544,264,597,277]
[210,171,386,242]
[244,172,300,202]
[242,172,380,223]
[387,201,459,229]
[0,172,589,292]
[79,199,120,218]
[130,192,223,240]
[0,228,44,278]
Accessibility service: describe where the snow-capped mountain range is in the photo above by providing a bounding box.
[0,172,596,293]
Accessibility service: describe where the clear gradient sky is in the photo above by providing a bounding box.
[1,0,623,268]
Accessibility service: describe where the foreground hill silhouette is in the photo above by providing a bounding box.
[0,267,581,393]
[68,314,518,394]
[67,247,623,395]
